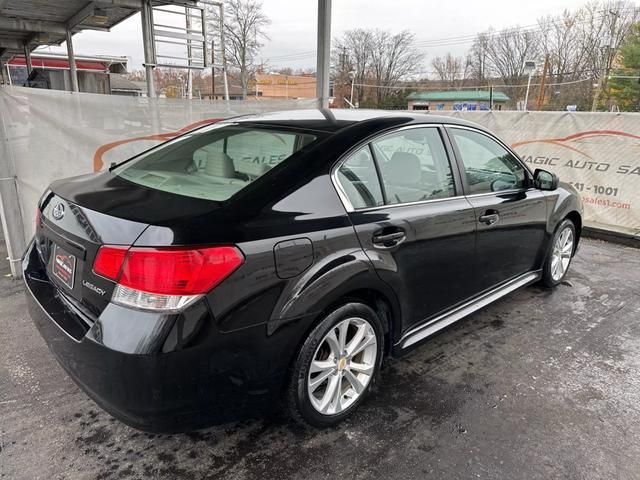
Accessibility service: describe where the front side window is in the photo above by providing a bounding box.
[372,127,455,205]
[114,125,318,201]
[448,128,527,195]
[336,146,384,209]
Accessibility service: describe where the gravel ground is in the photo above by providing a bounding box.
[1,231,639,480]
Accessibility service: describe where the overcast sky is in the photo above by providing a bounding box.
[37,0,593,74]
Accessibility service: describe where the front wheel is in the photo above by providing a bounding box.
[287,302,384,427]
[542,219,576,287]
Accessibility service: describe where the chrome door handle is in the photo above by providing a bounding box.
[479,213,499,225]
[372,230,406,249]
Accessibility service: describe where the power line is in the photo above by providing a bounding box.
[352,77,593,91]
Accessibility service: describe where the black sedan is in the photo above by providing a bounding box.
[24,109,582,431]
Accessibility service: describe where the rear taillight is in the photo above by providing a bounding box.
[35,208,42,228]
[94,245,244,312]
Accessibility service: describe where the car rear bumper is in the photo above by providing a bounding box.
[22,242,277,432]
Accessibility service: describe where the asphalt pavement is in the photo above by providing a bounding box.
[1,230,640,480]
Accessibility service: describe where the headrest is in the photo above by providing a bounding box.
[385,152,421,185]
[235,159,272,179]
[203,150,235,177]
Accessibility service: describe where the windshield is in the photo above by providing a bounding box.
[113,124,319,201]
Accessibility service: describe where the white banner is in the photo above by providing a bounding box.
[0,86,316,244]
[0,87,639,253]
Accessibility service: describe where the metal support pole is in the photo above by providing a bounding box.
[349,72,356,107]
[219,2,229,104]
[316,0,332,109]
[0,104,26,278]
[186,6,193,100]
[23,43,33,76]
[141,0,156,98]
[524,72,533,111]
[65,29,79,92]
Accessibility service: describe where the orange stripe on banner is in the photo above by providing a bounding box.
[511,130,640,160]
[93,118,223,172]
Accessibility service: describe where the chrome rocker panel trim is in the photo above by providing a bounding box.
[398,270,542,349]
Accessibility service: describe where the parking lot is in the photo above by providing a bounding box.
[1,231,640,480]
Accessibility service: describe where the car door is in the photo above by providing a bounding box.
[334,125,477,331]
[446,126,548,292]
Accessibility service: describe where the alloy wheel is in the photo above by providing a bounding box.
[551,227,574,281]
[307,317,378,415]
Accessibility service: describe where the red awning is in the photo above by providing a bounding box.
[8,56,108,72]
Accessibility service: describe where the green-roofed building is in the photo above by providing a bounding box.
[407,90,510,111]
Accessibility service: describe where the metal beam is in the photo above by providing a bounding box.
[0,39,21,50]
[65,29,79,92]
[0,17,68,35]
[315,0,332,108]
[67,2,96,29]
[141,0,156,98]
[92,0,143,8]
[23,42,32,75]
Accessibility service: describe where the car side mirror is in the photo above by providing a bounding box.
[533,169,559,191]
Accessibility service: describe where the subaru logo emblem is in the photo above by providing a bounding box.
[52,203,65,220]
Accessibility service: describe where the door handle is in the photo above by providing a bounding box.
[479,211,500,226]
[372,229,406,249]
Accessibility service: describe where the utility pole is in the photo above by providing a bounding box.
[489,85,493,110]
[592,8,620,111]
[536,54,550,111]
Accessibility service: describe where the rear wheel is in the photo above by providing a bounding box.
[542,219,576,287]
[287,302,384,427]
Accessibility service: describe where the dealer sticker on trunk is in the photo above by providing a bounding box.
[53,244,76,290]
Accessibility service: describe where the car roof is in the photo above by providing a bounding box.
[226,108,483,133]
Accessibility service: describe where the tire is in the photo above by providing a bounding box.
[541,218,576,288]
[287,302,384,427]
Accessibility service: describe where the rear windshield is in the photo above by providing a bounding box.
[113,124,319,201]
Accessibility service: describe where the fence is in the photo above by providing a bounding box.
[1,86,639,275]
[0,86,316,275]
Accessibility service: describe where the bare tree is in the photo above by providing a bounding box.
[469,32,490,83]
[484,27,541,85]
[333,29,374,105]
[208,0,270,99]
[368,29,425,106]
[431,53,471,87]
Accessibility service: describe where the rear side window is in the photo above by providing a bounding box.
[448,128,527,194]
[114,125,318,201]
[336,146,384,209]
[372,127,456,205]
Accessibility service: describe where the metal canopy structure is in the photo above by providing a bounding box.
[0,0,201,91]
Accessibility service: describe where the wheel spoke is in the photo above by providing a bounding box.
[343,370,365,394]
[324,329,341,357]
[349,361,374,376]
[351,334,375,357]
[331,373,344,412]
[345,324,366,356]
[309,361,335,391]
[337,321,349,352]
[319,374,340,413]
